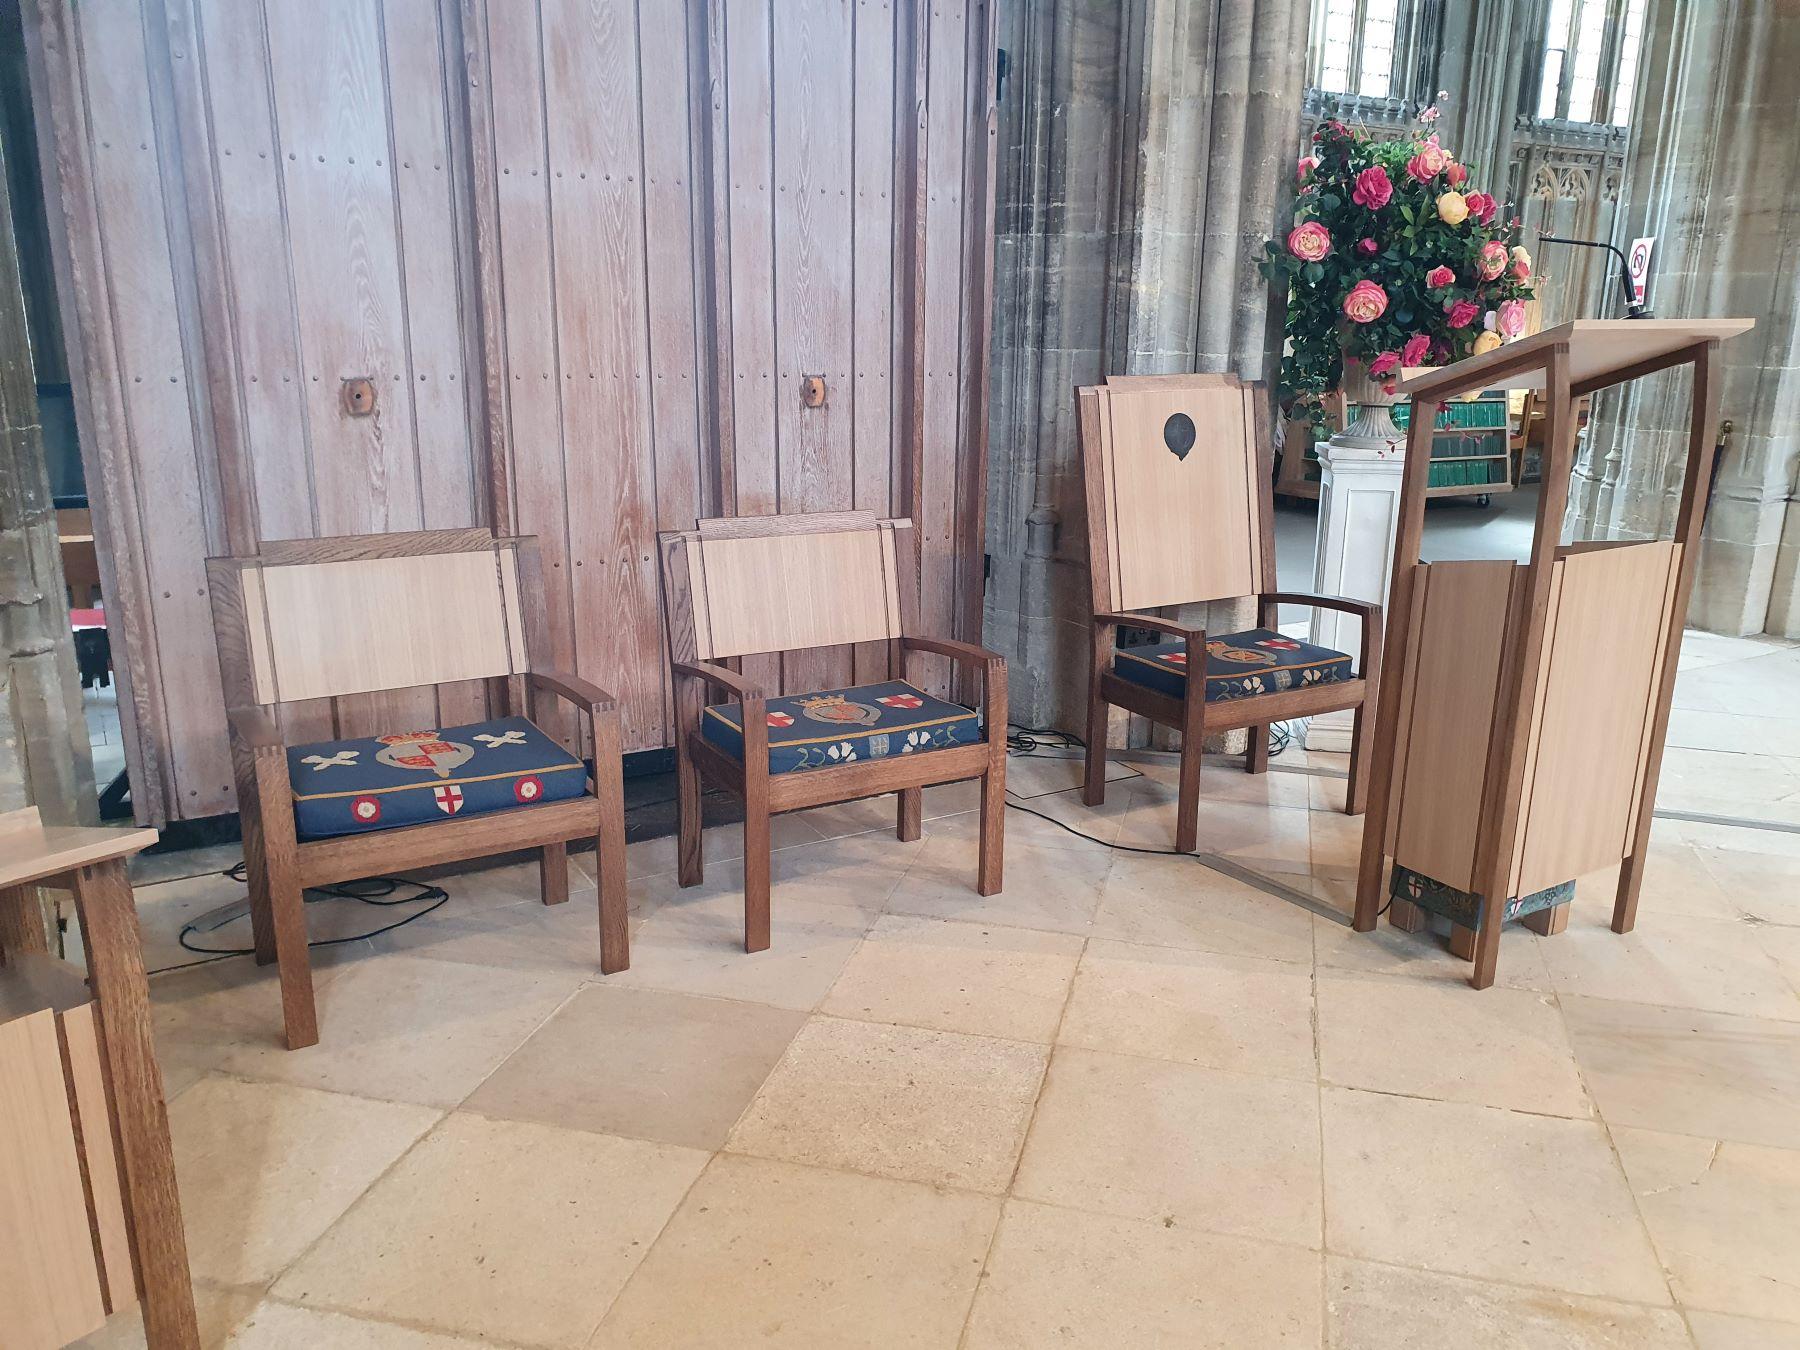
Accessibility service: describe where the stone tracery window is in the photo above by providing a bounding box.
[1536,0,1647,126]
[1310,0,1402,99]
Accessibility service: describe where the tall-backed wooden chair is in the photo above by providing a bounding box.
[206,529,628,1050]
[658,512,1006,951]
[1077,374,1382,851]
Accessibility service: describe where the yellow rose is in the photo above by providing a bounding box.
[1472,330,1502,355]
[1436,191,1469,226]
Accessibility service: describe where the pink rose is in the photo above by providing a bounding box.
[1297,155,1319,182]
[1404,141,1449,182]
[1368,351,1400,376]
[1497,298,1527,337]
[1464,191,1498,226]
[1287,221,1332,263]
[1476,240,1509,280]
[1446,299,1480,329]
[1401,333,1431,367]
[1358,237,1379,255]
[1444,160,1468,187]
[1511,245,1532,279]
[1425,265,1455,289]
[1351,166,1393,209]
[1343,279,1389,324]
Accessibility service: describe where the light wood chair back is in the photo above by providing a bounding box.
[1077,375,1272,613]
[206,529,533,709]
[659,511,913,662]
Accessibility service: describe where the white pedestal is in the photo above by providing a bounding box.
[1303,439,1406,752]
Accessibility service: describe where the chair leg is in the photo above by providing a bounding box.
[540,841,569,905]
[1447,922,1477,962]
[675,730,703,889]
[978,768,1005,895]
[897,787,922,842]
[597,812,630,977]
[232,749,277,966]
[743,804,771,953]
[1245,723,1269,775]
[268,868,318,1051]
[1387,896,1427,933]
[1344,702,1373,816]
[1082,678,1109,807]
[1521,902,1569,937]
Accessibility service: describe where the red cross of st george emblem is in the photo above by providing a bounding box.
[434,784,464,815]
[877,693,924,709]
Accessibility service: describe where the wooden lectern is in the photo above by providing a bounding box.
[1354,319,1753,989]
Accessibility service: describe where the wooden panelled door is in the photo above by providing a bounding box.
[25,0,997,824]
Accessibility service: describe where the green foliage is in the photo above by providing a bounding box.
[1261,108,1537,439]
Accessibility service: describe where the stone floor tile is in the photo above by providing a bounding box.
[886,831,1111,936]
[1698,846,1800,925]
[1561,995,1800,1149]
[1316,971,1589,1117]
[726,1016,1047,1193]
[276,1113,707,1348]
[226,1301,496,1348]
[796,779,983,840]
[1013,1047,1321,1248]
[624,811,826,880]
[1324,1255,1692,1349]
[962,1199,1321,1349]
[820,913,1083,1043]
[1002,751,1138,800]
[1058,939,1317,1081]
[1575,841,1744,923]
[1115,788,1315,877]
[74,1281,263,1349]
[1311,913,1554,991]
[1537,910,1800,1022]
[1614,1126,1800,1324]
[169,1075,439,1287]
[1123,752,1316,810]
[167,952,579,1108]
[1688,1310,1800,1350]
[591,1154,998,1349]
[1091,851,1316,963]
[1320,1087,1668,1304]
[465,984,804,1149]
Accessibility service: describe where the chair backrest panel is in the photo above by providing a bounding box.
[1084,377,1266,612]
[664,514,907,661]
[216,537,529,706]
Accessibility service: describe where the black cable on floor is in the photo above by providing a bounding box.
[174,861,451,960]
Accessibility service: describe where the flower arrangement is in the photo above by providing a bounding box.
[1261,106,1536,434]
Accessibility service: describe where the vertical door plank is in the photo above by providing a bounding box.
[771,0,855,695]
[638,0,705,741]
[851,0,897,685]
[76,0,235,814]
[722,0,780,699]
[540,0,662,752]
[479,0,576,746]
[954,0,997,684]
[916,0,968,696]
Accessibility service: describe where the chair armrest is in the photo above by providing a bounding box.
[900,635,1005,671]
[227,707,284,755]
[527,669,619,715]
[671,660,766,704]
[1093,610,1205,639]
[1259,591,1381,622]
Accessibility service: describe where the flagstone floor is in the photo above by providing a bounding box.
[78,629,1800,1349]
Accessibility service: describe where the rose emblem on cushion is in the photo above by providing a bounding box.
[1287,221,1332,262]
[1342,279,1389,324]
[1446,298,1480,329]
[1401,333,1431,367]
[1435,191,1469,226]
[1368,351,1400,376]
[1425,264,1455,289]
[1497,298,1528,337]
[1464,191,1498,225]
[1351,165,1393,209]
[1472,330,1502,355]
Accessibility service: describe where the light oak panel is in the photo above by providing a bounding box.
[687,526,902,660]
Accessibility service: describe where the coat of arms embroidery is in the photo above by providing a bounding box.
[375,731,474,779]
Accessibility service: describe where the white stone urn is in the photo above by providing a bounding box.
[1331,356,1403,450]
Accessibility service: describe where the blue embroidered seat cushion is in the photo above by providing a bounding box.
[1112,627,1354,702]
[702,679,982,775]
[287,716,588,841]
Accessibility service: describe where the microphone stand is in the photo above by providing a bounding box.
[1536,232,1652,318]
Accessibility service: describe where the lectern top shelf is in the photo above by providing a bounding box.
[0,807,157,891]
[1396,318,1754,400]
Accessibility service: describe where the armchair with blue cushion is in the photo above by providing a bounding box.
[1076,374,1382,853]
[206,529,628,1050]
[658,512,1006,953]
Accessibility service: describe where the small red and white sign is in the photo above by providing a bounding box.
[766,711,795,728]
[1164,652,1188,665]
[1627,236,1655,304]
[513,775,543,804]
[878,693,924,709]
[1257,637,1302,651]
[434,784,465,815]
[352,795,382,824]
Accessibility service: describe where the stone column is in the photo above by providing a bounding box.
[984,0,1309,741]
[0,130,96,824]
[1567,0,1800,637]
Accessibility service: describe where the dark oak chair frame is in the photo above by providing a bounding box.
[206,528,627,1050]
[1076,373,1382,852]
[658,511,1006,952]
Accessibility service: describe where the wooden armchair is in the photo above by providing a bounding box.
[658,512,1006,951]
[1076,374,1382,852]
[206,529,627,1050]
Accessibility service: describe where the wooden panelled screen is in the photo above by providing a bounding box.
[25,0,998,823]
